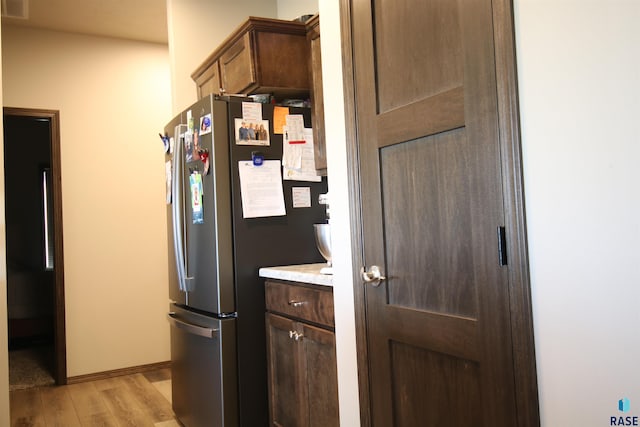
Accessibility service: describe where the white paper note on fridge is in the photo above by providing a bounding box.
[238,160,286,218]
[283,128,321,182]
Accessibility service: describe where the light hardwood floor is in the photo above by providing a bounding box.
[9,368,180,427]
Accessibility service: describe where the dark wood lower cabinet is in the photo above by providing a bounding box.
[265,280,339,427]
[301,322,339,427]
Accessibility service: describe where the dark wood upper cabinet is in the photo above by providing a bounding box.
[306,14,327,174]
[194,59,221,101]
[192,17,311,100]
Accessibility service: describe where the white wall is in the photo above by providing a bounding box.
[276,0,318,20]
[514,0,640,425]
[321,0,640,426]
[166,0,319,115]
[318,1,361,425]
[1,26,172,377]
[167,0,278,114]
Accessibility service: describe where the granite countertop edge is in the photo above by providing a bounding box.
[258,263,333,287]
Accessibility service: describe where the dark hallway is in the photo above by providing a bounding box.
[3,113,56,389]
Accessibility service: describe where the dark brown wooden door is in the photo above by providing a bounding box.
[349,0,535,425]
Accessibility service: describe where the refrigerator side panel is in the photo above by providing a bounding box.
[227,101,328,427]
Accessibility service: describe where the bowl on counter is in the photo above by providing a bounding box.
[313,224,332,274]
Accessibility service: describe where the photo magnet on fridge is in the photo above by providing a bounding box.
[190,172,204,224]
[200,114,212,135]
[235,118,270,146]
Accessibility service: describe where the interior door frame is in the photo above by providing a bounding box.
[337,0,539,425]
[3,107,67,386]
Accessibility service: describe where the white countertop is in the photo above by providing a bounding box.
[259,263,333,287]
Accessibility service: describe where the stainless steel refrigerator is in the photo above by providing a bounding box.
[163,95,327,427]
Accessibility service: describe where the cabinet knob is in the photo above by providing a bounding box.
[288,330,304,341]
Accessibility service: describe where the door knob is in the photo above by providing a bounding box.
[361,265,386,287]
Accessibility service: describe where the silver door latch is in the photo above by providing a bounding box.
[361,265,386,287]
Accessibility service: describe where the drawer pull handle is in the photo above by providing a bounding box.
[288,300,306,307]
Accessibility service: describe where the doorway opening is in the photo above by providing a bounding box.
[3,107,66,389]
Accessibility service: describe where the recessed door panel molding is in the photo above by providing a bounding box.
[376,87,465,148]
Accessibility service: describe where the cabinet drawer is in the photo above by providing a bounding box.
[265,280,334,328]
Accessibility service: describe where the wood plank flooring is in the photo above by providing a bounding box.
[9,368,179,427]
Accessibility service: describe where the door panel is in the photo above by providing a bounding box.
[350,0,526,425]
[380,129,475,317]
[183,97,222,314]
[388,342,480,426]
[374,0,463,112]
[180,97,235,315]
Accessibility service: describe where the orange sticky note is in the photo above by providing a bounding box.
[273,106,290,134]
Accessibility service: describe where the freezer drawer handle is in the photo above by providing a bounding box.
[167,313,219,339]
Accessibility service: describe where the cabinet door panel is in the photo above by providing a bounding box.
[307,16,326,172]
[255,32,310,90]
[220,32,255,94]
[197,60,221,98]
[301,323,339,427]
[266,313,305,427]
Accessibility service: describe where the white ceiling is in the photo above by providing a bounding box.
[1,0,168,44]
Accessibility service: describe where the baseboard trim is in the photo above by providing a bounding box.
[66,361,171,385]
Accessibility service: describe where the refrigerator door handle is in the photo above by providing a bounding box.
[167,313,219,339]
[172,125,188,292]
